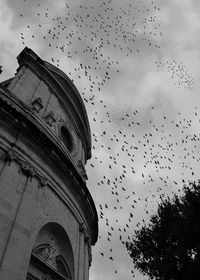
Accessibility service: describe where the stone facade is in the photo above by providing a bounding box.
[0,47,98,280]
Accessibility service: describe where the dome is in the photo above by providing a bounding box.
[16,47,92,160]
[0,48,99,280]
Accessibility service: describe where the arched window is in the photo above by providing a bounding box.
[27,223,74,280]
[61,126,73,153]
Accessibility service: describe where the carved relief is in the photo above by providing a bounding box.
[6,149,15,164]
[31,97,44,113]
[44,111,56,127]
[33,238,57,267]
[38,177,48,187]
[32,238,72,279]
[4,149,48,185]
[47,111,78,158]
[19,161,36,177]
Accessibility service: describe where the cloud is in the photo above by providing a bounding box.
[2,1,200,280]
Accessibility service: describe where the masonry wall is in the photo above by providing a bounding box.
[7,66,86,167]
[0,48,97,280]
[0,130,90,280]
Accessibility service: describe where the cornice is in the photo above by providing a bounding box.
[16,47,91,160]
[0,85,98,245]
[0,85,82,177]
[4,149,48,186]
[0,143,88,232]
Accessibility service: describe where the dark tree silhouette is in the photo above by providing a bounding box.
[126,181,200,280]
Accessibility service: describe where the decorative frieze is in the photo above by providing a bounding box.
[2,148,48,186]
[33,238,57,267]
[32,238,72,279]
[19,160,36,177]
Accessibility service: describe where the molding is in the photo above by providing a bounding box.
[4,149,48,186]
[79,222,92,267]
[0,139,91,240]
[29,253,70,280]
[78,160,87,180]
[16,48,91,160]
[0,82,98,246]
[0,85,85,182]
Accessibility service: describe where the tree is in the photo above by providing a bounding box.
[126,181,200,280]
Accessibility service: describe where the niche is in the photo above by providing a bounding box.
[27,222,74,280]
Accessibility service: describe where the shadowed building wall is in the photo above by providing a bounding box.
[0,47,98,280]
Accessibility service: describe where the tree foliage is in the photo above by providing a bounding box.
[126,181,200,280]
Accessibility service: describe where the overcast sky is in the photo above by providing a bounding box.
[1,0,200,279]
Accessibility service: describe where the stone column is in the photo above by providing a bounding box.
[84,232,92,280]
[78,223,92,280]
[78,223,85,280]
[84,236,89,280]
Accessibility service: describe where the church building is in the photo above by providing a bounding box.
[0,47,98,280]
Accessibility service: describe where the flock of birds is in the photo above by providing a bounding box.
[18,0,195,102]
[19,0,163,107]
[155,60,195,92]
[89,104,200,277]
[5,0,198,278]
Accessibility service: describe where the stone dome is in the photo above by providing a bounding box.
[0,47,98,280]
[17,47,92,160]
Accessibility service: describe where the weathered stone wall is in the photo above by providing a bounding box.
[7,66,86,172]
[0,130,90,280]
[0,47,97,280]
